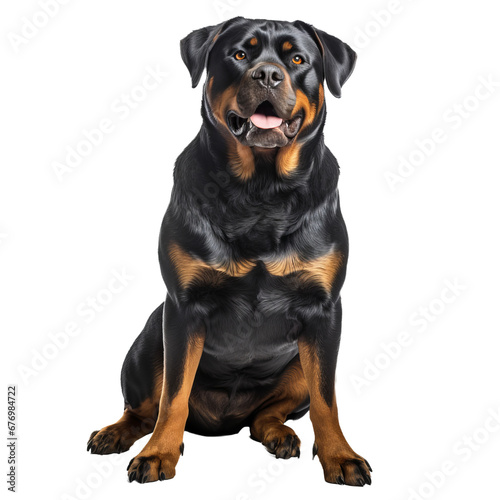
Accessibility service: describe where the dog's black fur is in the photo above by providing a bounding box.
[87,17,371,487]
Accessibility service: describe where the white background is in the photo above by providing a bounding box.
[1,0,500,499]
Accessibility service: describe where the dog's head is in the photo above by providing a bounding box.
[180,17,356,177]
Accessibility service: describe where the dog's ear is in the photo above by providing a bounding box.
[180,17,242,88]
[293,21,357,98]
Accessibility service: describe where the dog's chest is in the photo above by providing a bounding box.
[215,198,298,254]
[175,244,341,316]
[194,255,338,369]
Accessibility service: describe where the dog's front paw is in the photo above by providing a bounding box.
[87,427,131,455]
[261,425,301,459]
[127,453,177,483]
[315,445,372,486]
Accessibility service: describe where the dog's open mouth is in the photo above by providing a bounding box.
[227,101,302,148]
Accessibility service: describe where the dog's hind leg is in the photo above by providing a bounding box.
[250,355,310,459]
[87,304,164,455]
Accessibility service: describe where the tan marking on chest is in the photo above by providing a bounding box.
[264,249,343,291]
[169,243,256,288]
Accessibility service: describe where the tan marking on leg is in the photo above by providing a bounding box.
[88,363,163,454]
[298,341,347,450]
[250,358,309,458]
[128,333,205,481]
[88,410,152,455]
[151,334,205,455]
[124,360,163,420]
[298,340,371,485]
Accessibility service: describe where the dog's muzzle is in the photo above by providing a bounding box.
[225,63,303,148]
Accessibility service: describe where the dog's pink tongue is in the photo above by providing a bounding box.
[250,113,283,129]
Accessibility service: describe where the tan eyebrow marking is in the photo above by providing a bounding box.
[250,37,258,46]
[283,41,293,51]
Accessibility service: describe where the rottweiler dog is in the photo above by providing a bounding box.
[87,16,372,487]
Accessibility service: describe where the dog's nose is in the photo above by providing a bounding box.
[251,64,284,88]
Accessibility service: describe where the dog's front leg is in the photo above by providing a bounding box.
[127,297,204,483]
[298,299,372,486]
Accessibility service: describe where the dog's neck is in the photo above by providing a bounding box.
[198,110,328,192]
[171,108,339,257]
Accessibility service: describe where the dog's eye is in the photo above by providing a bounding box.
[292,55,303,65]
[234,51,246,61]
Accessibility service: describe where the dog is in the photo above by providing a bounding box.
[87,16,371,486]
